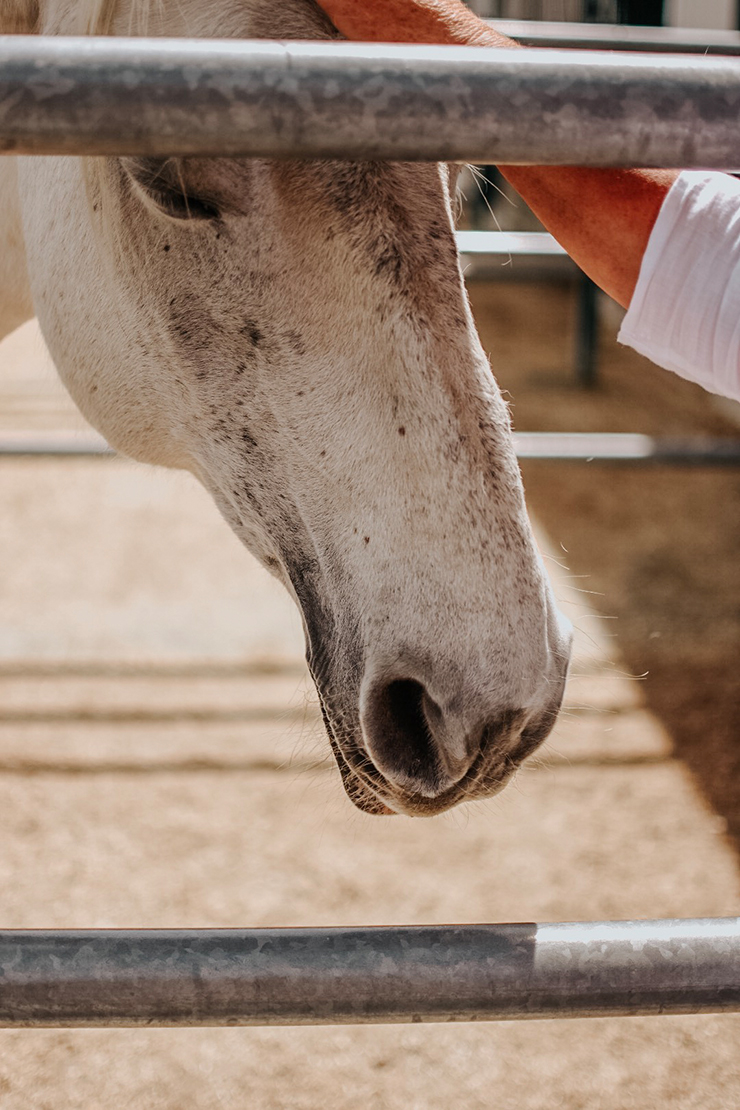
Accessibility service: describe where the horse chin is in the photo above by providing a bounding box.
[326,733,396,816]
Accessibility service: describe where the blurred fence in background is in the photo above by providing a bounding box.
[466,1,639,23]
[467,0,740,29]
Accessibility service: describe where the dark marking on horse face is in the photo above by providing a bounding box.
[168,295,217,353]
[364,536,370,545]
[398,426,406,437]
[280,552,340,686]
[242,428,259,451]
[241,321,263,347]
[233,481,265,524]
[316,161,463,326]
[287,331,307,357]
[373,238,404,286]
[163,244,171,252]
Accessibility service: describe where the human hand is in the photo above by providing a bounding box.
[314,0,516,47]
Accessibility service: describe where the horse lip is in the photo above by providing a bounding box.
[375,761,515,818]
[317,679,541,816]
[328,724,515,817]
[322,721,395,815]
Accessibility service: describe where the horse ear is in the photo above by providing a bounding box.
[0,0,40,32]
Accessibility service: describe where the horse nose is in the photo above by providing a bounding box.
[360,676,481,798]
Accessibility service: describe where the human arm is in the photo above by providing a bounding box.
[315,0,677,309]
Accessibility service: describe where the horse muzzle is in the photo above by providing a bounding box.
[317,642,571,818]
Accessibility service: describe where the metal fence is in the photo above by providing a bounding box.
[2,920,739,1027]
[4,429,740,465]
[468,1,593,18]
[1,37,739,167]
[2,34,740,1027]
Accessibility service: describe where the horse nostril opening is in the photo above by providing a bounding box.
[362,678,449,795]
[385,678,433,754]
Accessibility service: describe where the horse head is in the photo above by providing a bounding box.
[12,0,572,815]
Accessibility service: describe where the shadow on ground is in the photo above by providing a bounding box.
[470,281,740,853]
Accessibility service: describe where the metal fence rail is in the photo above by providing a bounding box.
[0,431,114,457]
[1,37,740,166]
[1,919,738,1027]
[2,430,739,465]
[2,39,739,1038]
[489,20,740,54]
[514,432,740,464]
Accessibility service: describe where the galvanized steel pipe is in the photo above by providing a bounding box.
[3,430,740,464]
[1,36,740,166]
[1,919,738,1027]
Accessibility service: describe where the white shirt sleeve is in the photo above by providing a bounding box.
[618,170,740,403]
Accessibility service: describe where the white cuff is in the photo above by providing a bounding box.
[619,170,740,403]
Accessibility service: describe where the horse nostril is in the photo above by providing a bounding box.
[361,677,473,797]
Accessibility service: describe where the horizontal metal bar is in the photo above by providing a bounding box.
[0,919,738,1027]
[0,431,114,456]
[490,20,740,55]
[2,431,739,465]
[1,37,740,166]
[456,230,578,279]
[456,231,568,257]
[514,432,740,464]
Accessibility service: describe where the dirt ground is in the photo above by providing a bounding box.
[469,280,740,849]
[0,285,739,1109]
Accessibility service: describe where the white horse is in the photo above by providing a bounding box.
[0,0,572,817]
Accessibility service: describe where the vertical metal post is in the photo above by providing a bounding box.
[617,0,664,24]
[575,274,599,388]
[583,0,618,21]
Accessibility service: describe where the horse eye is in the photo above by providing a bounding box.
[122,158,221,222]
[148,185,221,222]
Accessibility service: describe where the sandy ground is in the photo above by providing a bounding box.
[0,294,739,1109]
